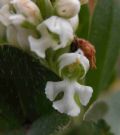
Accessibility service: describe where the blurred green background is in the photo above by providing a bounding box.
[0,0,120,135]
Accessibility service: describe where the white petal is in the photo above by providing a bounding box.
[29,35,57,58]
[53,98,80,116]
[68,15,79,32]
[45,79,80,116]
[45,79,93,116]
[75,49,90,77]
[74,82,93,106]
[9,14,26,25]
[43,16,74,50]
[58,52,90,77]
[53,82,80,116]
[79,55,90,78]
[0,5,11,26]
[29,16,74,58]
[29,36,45,57]
[59,53,80,70]
[45,80,66,101]
[7,22,35,50]
[54,0,81,18]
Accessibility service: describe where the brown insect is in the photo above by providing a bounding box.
[71,37,96,69]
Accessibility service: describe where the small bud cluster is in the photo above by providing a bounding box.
[0,0,95,116]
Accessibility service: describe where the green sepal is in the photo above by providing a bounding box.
[61,62,85,80]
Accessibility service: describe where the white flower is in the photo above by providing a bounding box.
[45,79,93,116]
[80,0,89,5]
[29,16,74,58]
[54,0,81,18]
[0,1,38,50]
[11,0,42,24]
[0,0,42,26]
[58,50,90,78]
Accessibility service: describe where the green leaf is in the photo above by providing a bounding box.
[0,129,25,135]
[35,0,54,19]
[76,5,90,39]
[0,45,60,130]
[84,91,120,135]
[27,113,69,135]
[86,0,120,99]
[63,120,114,135]
[104,91,120,135]
[84,101,108,122]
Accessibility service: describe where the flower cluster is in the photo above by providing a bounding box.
[0,0,95,116]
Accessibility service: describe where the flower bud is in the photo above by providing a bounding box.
[11,0,42,24]
[54,0,81,18]
[0,4,27,27]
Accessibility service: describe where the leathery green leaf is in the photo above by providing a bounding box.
[27,113,69,135]
[87,0,120,99]
[0,45,60,130]
[76,4,90,39]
